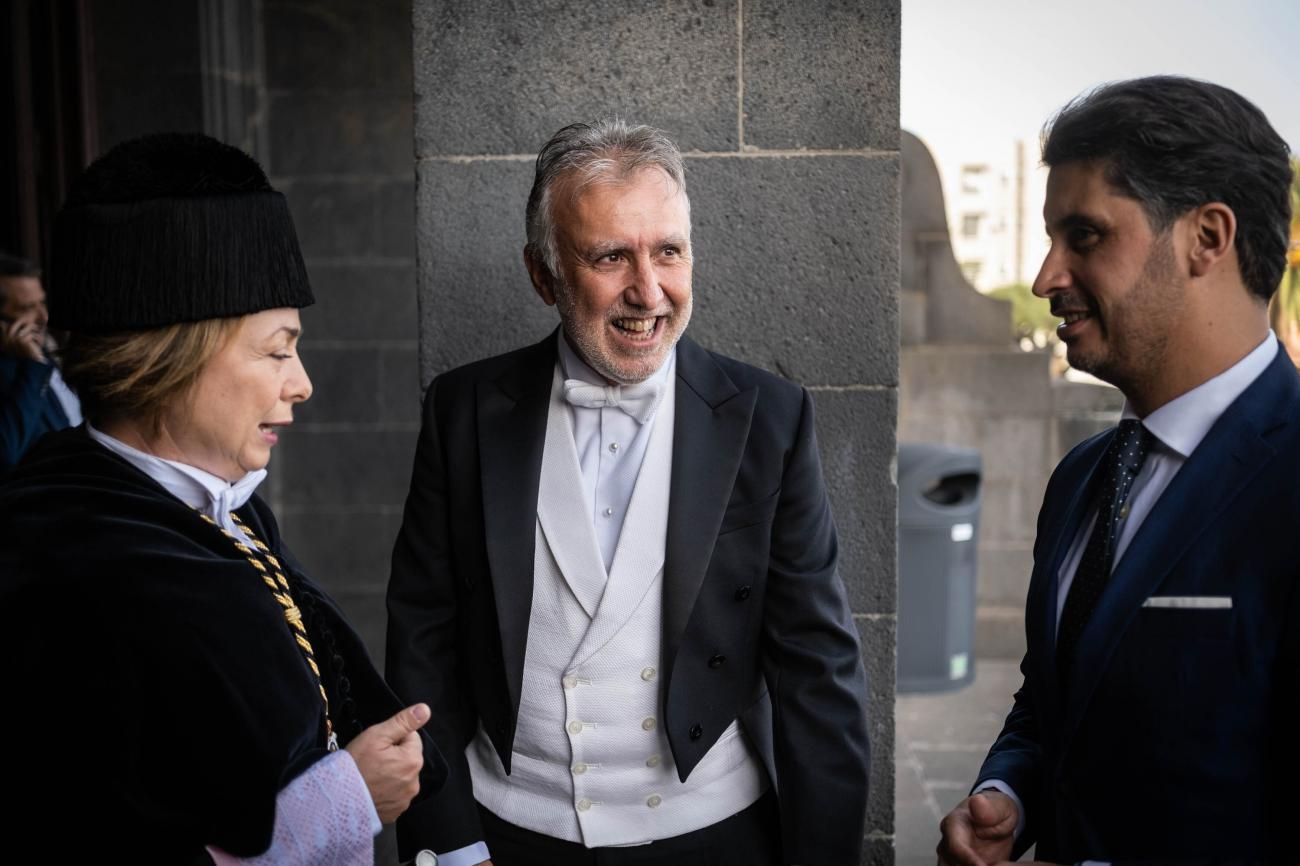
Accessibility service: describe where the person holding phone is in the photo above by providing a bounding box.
[0,252,80,471]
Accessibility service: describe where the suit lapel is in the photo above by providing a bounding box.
[662,337,758,683]
[1062,349,1298,740]
[478,334,555,717]
[1031,438,1107,720]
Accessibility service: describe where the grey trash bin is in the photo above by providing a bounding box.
[896,443,981,693]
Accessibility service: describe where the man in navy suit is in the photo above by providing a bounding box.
[938,76,1298,865]
[0,252,80,471]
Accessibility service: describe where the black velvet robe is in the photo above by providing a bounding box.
[0,427,445,860]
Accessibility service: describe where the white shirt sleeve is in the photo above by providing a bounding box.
[206,750,380,866]
[432,841,492,866]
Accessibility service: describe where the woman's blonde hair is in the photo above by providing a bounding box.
[60,317,243,431]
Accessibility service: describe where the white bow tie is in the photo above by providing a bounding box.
[563,379,663,424]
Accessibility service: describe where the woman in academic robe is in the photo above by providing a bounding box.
[0,133,445,864]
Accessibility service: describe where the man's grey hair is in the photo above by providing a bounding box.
[525,119,689,277]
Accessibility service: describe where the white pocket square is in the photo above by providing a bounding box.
[1142,596,1232,609]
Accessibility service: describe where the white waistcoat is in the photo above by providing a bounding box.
[466,368,766,847]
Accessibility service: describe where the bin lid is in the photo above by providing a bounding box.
[898,442,982,522]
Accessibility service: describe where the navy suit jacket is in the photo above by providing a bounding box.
[0,356,71,472]
[386,333,870,865]
[977,346,1300,864]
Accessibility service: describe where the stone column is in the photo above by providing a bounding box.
[413,1,900,860]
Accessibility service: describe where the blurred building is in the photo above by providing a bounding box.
[944,139,1046,293]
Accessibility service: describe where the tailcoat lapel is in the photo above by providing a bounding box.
[1061,350,1298,741]
[569,378,676,667]
[662,336,758,685]
[478,333,555,719]
[536,368,608,618]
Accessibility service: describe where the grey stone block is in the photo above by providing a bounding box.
[264,0,375,89]
[743,0,900,151]
[896,410,981,453]
[975,545,1032,607]
[301,262,419,342]
[376,180,418,259]
[863,836,895,866]
[977,477,1042,547]
[378,347,423,424]
[975,605,1027,661]
[296,347,384,424]
[901,346,1052,419]
[812,389,897,615]
[279,508,404,595]
[413,0,739,156]
[325,586,390,665]
[418,157,898,388]
[96,75,206,151]
[268,91,413,176]
[979,416,1050,484]
[856,615,896,838]
[687,154,899,387]
[417,159,556,383]
[278,429,418,507]
[282,180,379,258]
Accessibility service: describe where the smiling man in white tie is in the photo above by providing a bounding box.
[937,76,1300,866]
[385,120,870,866]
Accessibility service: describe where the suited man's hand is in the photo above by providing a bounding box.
[937,791,1018,866]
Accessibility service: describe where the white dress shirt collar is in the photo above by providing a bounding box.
[86,424,267,529]
[1124,332,1278,458]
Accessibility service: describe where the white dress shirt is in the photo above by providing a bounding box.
[558,332,675,572]
[49,365,82,426]
[981,332,1278,857]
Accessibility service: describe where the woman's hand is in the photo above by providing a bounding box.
[345,703,430,823]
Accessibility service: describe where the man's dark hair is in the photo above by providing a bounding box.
[0,252,40,279]
[1042,75,1293,302]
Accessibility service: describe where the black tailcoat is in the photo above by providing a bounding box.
[387,334,870,865]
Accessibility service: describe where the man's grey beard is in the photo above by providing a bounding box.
[553,277,690,385]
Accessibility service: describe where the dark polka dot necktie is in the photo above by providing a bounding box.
[1056,419,1154,685]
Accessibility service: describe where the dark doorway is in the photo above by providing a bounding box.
[1,0,97,268]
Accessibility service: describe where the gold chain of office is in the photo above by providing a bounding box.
[198,510,339,752]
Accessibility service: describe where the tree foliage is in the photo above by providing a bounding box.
[1270,158,1300,359]
[988,282,1060,346]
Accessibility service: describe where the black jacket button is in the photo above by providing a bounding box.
[689,723,703,740]
[708,654,726,668]
[734,586,751,601]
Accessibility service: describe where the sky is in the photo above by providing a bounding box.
[902,0,1300,163]
[901,0,1300,281]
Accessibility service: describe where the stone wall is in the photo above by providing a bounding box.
[82,1,901,857]
[262,0,423,655]
[412,1,901,859]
